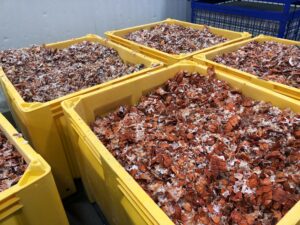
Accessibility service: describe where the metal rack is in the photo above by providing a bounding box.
[191,0,300,40]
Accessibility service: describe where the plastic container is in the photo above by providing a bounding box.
[0,113,69,225]
[0,34,163,198]
[105,18,251,64]
[191,0,300,40]
[62,61,300,225]
[193,35,300,100]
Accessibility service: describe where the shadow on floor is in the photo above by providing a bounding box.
[63,180,109,225]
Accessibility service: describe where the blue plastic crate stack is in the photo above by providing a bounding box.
[191,0,300,40]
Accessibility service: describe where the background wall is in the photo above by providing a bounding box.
[0,0,191,112]
[0,0,191,50]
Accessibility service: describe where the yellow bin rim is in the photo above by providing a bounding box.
[0,34,163,112]
[0,34,163,198]
[0,113,50,198]
[193,34,300,100]
[106,18,251,64]
[62,61,300,225]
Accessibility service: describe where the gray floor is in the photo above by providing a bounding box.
[63,180,108,225]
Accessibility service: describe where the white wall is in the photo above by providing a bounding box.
[0,0,191,112]
[0,0,190,50]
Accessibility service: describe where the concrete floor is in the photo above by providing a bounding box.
[63,180,108,225]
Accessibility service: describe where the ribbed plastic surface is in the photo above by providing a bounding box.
[0,113,69,225]
[192,0,300,40]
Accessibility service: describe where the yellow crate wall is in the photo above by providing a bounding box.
[0,113,69,225]
[62,61,300,225]
[193,34,300,100]
[106,18,251,65]
[0,34,163,198]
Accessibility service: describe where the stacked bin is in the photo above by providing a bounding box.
[193,35,300,100]
[62,61,300,225]
[191,0,300,40]
[0,113,68,225]
[106,18,251,64]
[0,34,163,198]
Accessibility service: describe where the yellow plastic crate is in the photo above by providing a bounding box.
[193,34,300,100]
[105,18,251,65]
[62,61,300,225]
[0,34,163,198]
[0,113,69,225]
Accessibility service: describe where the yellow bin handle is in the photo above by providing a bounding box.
[0,196,23,222]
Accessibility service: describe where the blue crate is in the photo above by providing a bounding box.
[192,0,300,40]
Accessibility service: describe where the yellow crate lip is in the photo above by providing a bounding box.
[106,18,251,61]
[0,113,50,198]
[62,61,300,225]
[193,34,300,99]
[63,104,173,224]
[0,34,163,112]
